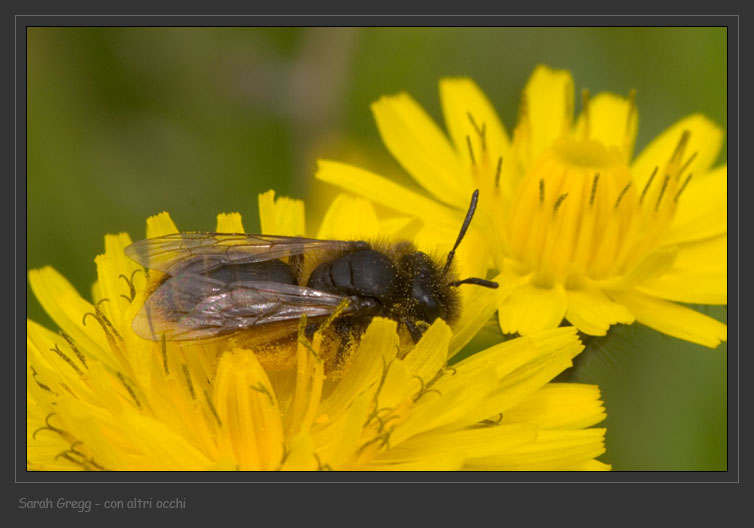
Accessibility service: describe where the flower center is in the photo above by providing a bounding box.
[503,133,694,288]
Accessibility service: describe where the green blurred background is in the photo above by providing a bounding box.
[27,27,728,471]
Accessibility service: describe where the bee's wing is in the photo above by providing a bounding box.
[133,275,365,341]
[125,233,361,275]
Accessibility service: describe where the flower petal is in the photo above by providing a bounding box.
[316,160,460,229]
[449,274,506,357]
[565,285,635,336]
[257,190,306,236]
[94,233,147,336]
[637,234,727,304]
[106,408,215,470]
[458,329,584,425]
[396,329,580,442]
[145,211,179,239]
[600,246,677,292]
[402,319,452,383]
[574,91,638,162]
[316,193,380,240]
[27,319,93,401]
[215,212,245,233]
[375,358,414,411]
[378,423,537,469]
[390,367,497,445]
[503,383,606,429]
[28,267,115,368]
[378,215,421,239]
[631,114,724,193]
[610,290,727,348]
[313,390,371,467]
[27,395,82,470]
[363,453,464,471]
[664,164,727,245]
[439,77,510,169]
[498,281,567,335]
[520,65,574,165]
[466,428,606,470]
[454,327,579,381]
[576,459,612,471]
[280,433,318,471]
[317,317,399,420]
[371,93,470,206]
[213,349,285,470]
[410,220,495,284]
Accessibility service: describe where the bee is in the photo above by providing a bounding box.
[125,190,498,374]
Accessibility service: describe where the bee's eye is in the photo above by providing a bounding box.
[416,292,442,323]
[402,251,444,323]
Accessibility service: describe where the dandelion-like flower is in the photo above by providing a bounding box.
[27,191,608,471]
[317,65,727,347]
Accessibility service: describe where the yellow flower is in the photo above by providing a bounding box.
[28,191,608,470]
[316,65,727,348]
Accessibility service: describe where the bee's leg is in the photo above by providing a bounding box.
[330,317,370,371]
[405,320,424,343]
[330,318,353,369]
[304,321,319,339]
[332,337,351,371]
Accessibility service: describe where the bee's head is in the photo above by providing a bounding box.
[400,189,499,343]
[401,251,450,323]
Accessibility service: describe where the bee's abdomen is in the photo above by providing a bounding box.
[307,248,398,306]
[202,260,297,285]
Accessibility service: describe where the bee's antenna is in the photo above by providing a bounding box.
[443,189,480,276]
[448,277,499,289]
